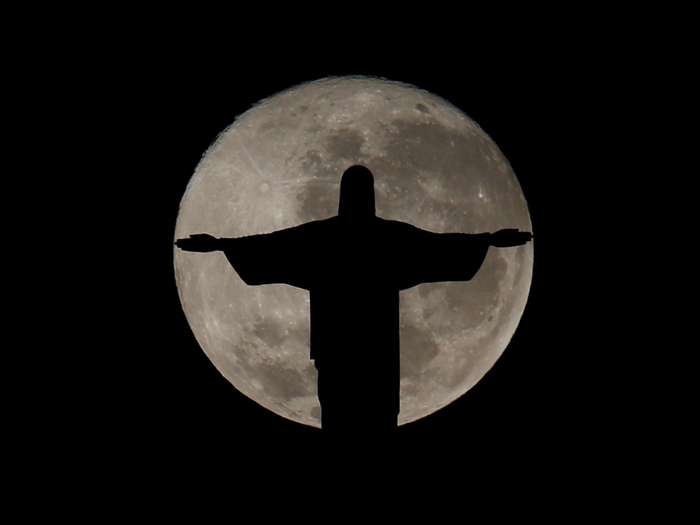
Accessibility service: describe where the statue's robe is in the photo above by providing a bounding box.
[220,215,489,432]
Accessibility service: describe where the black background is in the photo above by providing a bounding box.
[78,50,615,475]
[11,11,672,502]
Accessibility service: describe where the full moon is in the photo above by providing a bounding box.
[174,76,533,428]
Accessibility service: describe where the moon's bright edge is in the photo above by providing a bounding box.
[174,76,533,428]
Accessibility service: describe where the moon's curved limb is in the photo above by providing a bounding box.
[174,76,532,427]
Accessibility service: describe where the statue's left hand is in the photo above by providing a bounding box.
[490,229,533,248]
[175,233,219,252]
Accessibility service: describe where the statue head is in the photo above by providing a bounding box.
[338,165,376,219]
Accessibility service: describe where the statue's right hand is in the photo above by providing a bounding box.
[174,233,219,253]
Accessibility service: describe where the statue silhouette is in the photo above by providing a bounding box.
[175,165,532,435]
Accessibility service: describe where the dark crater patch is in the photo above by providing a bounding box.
[323,128,367,161]
[384,119,504,198]
[300,149,323,171]
[256,119,279,135]
[253,318,289,347]
[298,180,338,220]
[416,253,508,330]
[400,322,440,381]
[255,361,311,399]
[234,339,311,399]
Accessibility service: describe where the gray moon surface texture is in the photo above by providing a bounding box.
[174,76,533,428]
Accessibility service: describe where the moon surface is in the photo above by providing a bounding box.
[174,76,533,428]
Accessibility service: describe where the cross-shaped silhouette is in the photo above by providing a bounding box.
[176,165,532,434]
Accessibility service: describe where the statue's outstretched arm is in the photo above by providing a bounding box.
[485,229,533,248]
[174,227,314,291]
[174,233,223,252]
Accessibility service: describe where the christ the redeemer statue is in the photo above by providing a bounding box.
[176,165,532,433]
